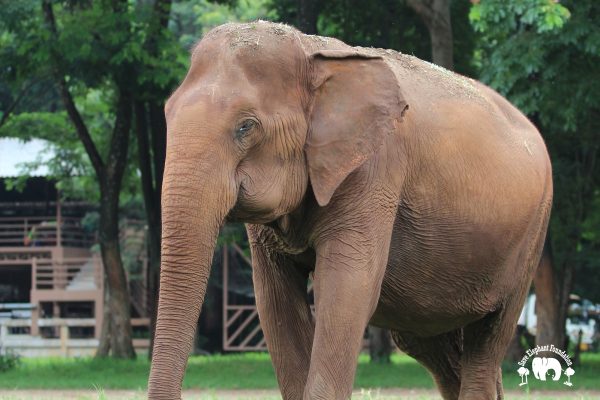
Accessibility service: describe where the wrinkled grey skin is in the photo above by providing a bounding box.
[148,21,552,400]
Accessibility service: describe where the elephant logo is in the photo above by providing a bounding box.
[516,344,575,387]
[532,357,562,381]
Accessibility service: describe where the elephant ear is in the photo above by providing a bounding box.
[306,49,408,207]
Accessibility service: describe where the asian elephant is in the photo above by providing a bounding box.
[148,21,552,400]
[532,357,562,381]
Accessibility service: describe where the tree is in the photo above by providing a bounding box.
[40,0,137,358]
[406,0,454,69]
[1,0,191,358]
[297,0,320,34]
[132,0,175,360]
[368,326,392,364]
[470,0,600,349]
[269,0,319,34]
[272,0,475,74]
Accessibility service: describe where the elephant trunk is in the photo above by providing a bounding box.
[148,149,236,399]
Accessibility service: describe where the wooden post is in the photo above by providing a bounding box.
[31,257,37,290]
[56,191,62,247]
[222,245,228,350]
[0,323,7,344]
[57,261,65,290]
[31,258,39,336]
[60,323,68,357]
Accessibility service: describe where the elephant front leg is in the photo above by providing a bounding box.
[249,227,315,400]
[304,236,390,400]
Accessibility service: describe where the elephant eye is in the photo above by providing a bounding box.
[235,119,256,138]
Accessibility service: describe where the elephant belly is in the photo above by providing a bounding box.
[369,210,523,337]
[370,261,491,337]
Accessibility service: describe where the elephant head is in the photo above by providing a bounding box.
[531,357,562,381]
[147,22,407,398]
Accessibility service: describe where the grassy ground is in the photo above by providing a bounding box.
[0,352,599,395]
[1,389,600,400]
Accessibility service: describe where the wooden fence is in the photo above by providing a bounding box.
[0,216,95,248]
[0,318,150,357]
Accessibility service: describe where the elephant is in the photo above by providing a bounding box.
[532,357,562,381]
[147,21,552,400]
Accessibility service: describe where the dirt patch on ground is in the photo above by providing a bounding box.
[1,388,598,399]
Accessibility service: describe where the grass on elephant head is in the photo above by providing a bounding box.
[0,352,598,393]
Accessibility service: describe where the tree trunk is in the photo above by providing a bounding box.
[149,101,166,192]
[297,0,319,34]
[406,0,454,70]
[43,0,136,359]
[534,242,570,349]
[368,325,392,363]
[136,0,171,360]
[134,101,163,359]
[96,91,136,359]
[146,218,161,359]
[96,188,136,358]
[96,276,112,356]
[101,237,136,358]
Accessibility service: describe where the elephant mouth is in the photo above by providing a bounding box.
[226,207,279,224]
[225,186,279,224]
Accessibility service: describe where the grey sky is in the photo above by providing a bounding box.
[0,138,51,177]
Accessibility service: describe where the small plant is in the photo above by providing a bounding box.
[0,348,20,372]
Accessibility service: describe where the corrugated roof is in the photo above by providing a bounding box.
[0,138,51,177]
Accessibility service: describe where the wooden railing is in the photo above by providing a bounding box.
[0,318,150,357]
[0,216,95,248]
[32,256,102,291]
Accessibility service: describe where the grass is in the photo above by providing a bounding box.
[0,352,598,394]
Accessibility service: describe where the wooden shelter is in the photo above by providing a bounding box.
[0,178,149,356]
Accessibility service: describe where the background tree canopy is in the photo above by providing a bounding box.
[1,0,598,357]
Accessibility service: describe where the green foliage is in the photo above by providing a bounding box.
[471,0,600,300]
[272,0,432,60]
[0,1,183,201]
[217,223,248,248]
[172,0,275,50]
[195,0,274,32]
[271,0,476,76]
[0,350,20,373]
[0,112,70,142]
[0,90,120,202]
[470,0,570,34]
[469,0,591,124]
[320,0,429,56]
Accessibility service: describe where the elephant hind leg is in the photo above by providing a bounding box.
[391,329,463,400]
[460,290,528,400]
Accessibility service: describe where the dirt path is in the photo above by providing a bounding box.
[1,389,598,400]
